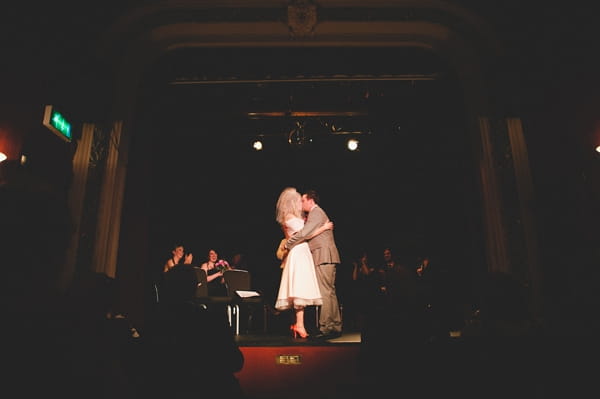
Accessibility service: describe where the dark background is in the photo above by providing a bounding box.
[2,2,598,330]
[128,46,484,300]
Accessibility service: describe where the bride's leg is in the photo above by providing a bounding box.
[293,308,308,338]
[295,308,305,329]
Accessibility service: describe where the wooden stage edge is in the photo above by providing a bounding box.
[234,331,362,399]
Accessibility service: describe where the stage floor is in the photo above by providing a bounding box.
[234,330,361,346]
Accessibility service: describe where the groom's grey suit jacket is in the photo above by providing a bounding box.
[286,205,340,266]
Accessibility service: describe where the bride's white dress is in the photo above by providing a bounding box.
[275,217,323,310]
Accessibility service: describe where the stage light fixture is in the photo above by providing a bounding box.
[347,138,359,151]
[252,139,264,151]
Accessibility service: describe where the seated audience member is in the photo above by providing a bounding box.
[2,177,143,399]
[143,302,245,399]
[201,248,230,296]
[161,262,198,307]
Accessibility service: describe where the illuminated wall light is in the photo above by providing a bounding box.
[595,145,600,154]
[20,154,27,165]
[0,152,7,163]
[347,138,359,151]
[252,140,263,151]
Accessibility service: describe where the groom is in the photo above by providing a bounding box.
[285,189,342,339]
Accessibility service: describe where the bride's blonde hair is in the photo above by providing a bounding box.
[275,187,302,225]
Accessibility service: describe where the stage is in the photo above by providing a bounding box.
[230,326,569,399]
[234,331,362,399]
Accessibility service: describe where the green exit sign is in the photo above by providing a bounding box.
[43,105,72,142]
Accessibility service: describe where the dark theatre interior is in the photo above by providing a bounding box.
[1,2,599,399]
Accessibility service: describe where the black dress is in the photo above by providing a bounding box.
[207,268,228,296]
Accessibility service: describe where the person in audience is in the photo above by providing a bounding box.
[373,247,400,306]
[365,246,420,340]
[200,248,230,296]
[163,243,193,273]
[385,251,419,327]
[274,187,332,339]
[349,249,377,330]
[352,250,375,287]
[2,174,146,399]
[143,301,245,399]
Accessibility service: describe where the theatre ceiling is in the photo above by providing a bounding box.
[139,45,464,147]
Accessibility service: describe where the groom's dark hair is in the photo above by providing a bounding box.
[303,189,319,204]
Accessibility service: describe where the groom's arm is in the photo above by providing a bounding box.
[286,208,325,250]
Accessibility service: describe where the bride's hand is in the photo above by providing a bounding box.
[324,221,334,230]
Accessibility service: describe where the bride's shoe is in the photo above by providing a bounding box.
[290,324,309,339]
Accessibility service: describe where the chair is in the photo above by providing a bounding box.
[192,267,239,331]
[162,265,200,305]
[223,269,268,334]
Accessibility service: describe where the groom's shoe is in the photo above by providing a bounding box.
[311,333,329,340]
[312,331,342,340]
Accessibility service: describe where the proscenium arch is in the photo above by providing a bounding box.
[89,3,523,325]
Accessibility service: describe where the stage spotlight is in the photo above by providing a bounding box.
[347,138,359,151]
[252,139,263,151]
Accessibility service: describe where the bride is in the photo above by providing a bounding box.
[274,187,332,338]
